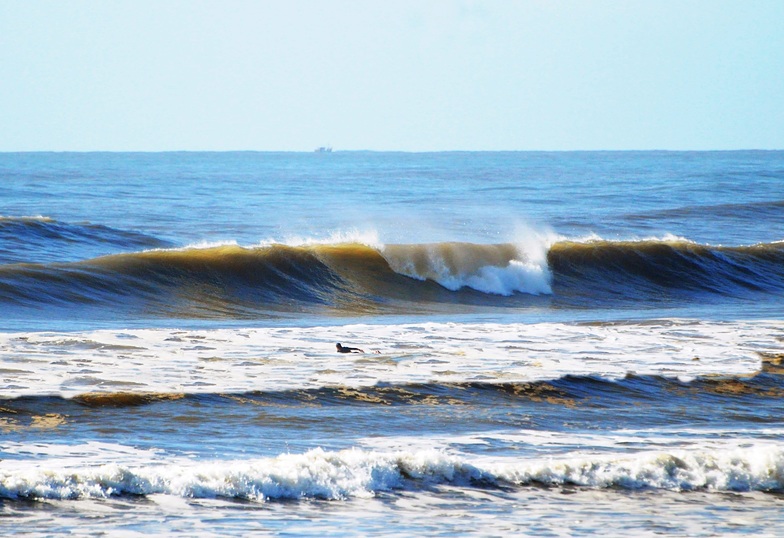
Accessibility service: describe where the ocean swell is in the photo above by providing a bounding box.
[0,237,781,317]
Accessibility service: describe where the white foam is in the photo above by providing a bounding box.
[563,232,696,245]
[181,240,240,249]
[0,319,778,398]
[1,443,782,501]
[382,239,554,296]
[142,230,382,254]
[0,215,54,222]
[461,258,551,295]
[495,443,784,492]
[140,240,240,254]
[257,229,383,249]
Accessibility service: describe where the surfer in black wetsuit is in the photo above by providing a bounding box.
[336,343,364,353]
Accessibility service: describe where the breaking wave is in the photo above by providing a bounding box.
[2,444,783,501]
[0,227,782,318]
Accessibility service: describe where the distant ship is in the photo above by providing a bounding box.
[314,146,333,153]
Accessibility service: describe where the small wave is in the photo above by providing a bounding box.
[0,216,172,264]
[625,199,784,222]
[2,444,783,501]
[4,366,782,414]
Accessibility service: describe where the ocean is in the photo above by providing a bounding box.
[1,150,783,536]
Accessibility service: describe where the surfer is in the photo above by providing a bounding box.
[336,343,364,353]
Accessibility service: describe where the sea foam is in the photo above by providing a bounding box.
[0,320,774,398]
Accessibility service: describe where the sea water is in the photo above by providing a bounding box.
[1,151,783,536]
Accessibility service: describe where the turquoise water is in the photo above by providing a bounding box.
[1,151,783,536]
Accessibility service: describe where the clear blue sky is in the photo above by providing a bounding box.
[1,0,782,151]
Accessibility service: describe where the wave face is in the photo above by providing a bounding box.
[549,238,784,306]
[0,237,782,318]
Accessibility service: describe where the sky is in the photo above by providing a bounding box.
[0,0,782,152]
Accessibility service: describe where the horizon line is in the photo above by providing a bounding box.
[1,148,782,155]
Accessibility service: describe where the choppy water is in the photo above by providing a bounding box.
[1,151,783,536]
